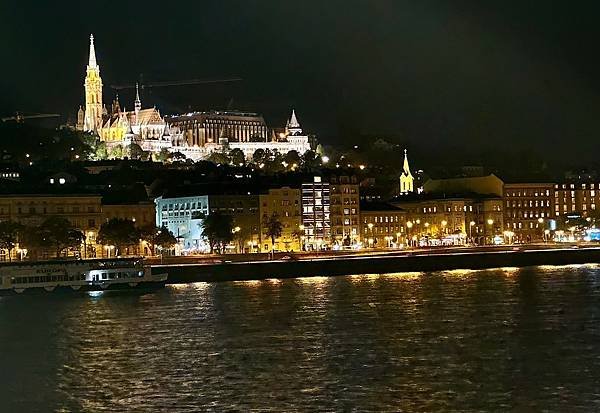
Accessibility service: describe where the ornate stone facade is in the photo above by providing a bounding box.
[76,35,312,161]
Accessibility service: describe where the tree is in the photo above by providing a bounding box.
[95,141,109,160]
[265,214,283,252]
[97,218,140,256]
[139,224,177,255]
[128,143,144,160]
[207,150,229,165]
[292,227,305,251]
[156,148,172,163]
[302,149,321,169]
[35,217,84,258]
[109,144,124,159]
[200,212,234,254]
[229,148,246,166]
[0,221,25,261]
[284,150,301,167]
[171,151,187,162]
[252,148,266,165]
[315,144,325,156]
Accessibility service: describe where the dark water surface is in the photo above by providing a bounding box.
[2,265,600,412]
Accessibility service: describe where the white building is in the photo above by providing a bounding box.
[154,195,210,254]
[168,109,312,161]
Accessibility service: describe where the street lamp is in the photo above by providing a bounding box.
[469,221,476,244]
[232,226,242,253]
[486,219,494,245]
[406,221,413,247]
[367,223,374,248]
[441,220,447,235]
[395,232,401,248]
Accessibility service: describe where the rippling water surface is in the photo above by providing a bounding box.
[2,265,600,411]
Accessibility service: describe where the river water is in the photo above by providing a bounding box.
[2,265,600,412]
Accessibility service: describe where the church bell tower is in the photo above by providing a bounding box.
[83,34,103,132]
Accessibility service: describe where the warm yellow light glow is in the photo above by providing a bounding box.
[406,221,413,228]
[367,223,374,229]
[538,217,544,224]
[470,221,476,226]
[487,219,494,225]
[441,220,447,226]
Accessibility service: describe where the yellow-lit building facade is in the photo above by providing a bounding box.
[329,175,360,247]
[393,197,503,245]
[503,183,554,242]
[259,187,302,252]
[101,202,155,227]
[554,182,600,217]
[0,194,103,260]
[360,203,407,248]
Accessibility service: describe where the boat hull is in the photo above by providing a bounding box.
[0,280,167,296]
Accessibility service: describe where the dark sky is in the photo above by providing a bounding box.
[2,1,600,158]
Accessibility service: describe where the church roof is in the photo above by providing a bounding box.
[287,109,300,129]
[132,108,164,125]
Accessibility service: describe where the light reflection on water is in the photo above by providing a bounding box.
[2,265,600,411]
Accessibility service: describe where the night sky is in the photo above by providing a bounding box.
[2,1,600,159]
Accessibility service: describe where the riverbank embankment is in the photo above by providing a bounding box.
[154,247,600,283]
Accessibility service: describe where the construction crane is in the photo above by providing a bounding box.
[1,112,61,123]
[110,76,243,91]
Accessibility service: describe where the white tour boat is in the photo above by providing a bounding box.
[0,257,168,295]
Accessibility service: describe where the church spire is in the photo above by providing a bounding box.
[288,109,300,128]
[399,149,414,194]
[83,34,103,132]
[403,149,411,175]
[88,34,98,69]
[286,108,302,135]
[134,83,142,113]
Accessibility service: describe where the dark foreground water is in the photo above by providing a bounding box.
[2,265,600,412]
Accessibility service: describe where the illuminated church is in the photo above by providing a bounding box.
[76,35,171,153]
[399,149,414,194]
[76,35,311,160]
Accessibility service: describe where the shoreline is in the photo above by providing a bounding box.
[154,246,600,283]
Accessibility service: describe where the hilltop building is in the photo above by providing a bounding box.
[76,35,170,154]
[75,35,312,161]
[167,109,311,160]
